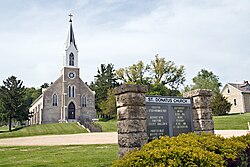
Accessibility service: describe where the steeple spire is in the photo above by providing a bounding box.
[66,14,77,50]
[64,14,78,68]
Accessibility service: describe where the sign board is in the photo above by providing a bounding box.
[146,96,193,141]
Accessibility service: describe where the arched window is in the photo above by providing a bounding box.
[82,96,87,107]
[68,85,75,98]
[69,53,74,66]
[52,93,57,106]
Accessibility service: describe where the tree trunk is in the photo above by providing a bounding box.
[8,115,12,132]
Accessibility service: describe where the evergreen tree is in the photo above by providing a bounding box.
[93,64,119,117]
[0,76,28,131]
[211,92,232,116]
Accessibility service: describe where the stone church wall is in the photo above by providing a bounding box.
[79,80,96,119]
[42,76,63,124]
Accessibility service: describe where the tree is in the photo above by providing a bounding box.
[93,64,119,117]
[149,55,185,90]
[0,100,7,126]
[40,83,49,89]
[211,92,232,116]
[25,87,41,106]
[99,88,116,118]
[116,61,150,85]
[116,55,185,96]
[188,69,221,94]
[0,76,28,131]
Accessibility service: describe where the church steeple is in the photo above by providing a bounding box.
[64,14,78,68]
[66,14,77,50]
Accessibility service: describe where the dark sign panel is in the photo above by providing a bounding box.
[147,105,169,141]
[146,96,193,141]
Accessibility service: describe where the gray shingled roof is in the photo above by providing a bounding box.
[228,83,250,93]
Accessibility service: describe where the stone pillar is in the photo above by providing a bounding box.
[114,84,148,158]
[183,89,214,134]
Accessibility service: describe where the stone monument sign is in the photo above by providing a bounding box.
[146,96,193,141]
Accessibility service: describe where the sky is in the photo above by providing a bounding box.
[0,0,249,89]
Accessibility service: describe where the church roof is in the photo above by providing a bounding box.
[66,16,77,50]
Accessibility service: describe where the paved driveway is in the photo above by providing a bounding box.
[0,130,249,146]
[0,132,117,146]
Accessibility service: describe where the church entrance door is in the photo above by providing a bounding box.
[68,102,75,119]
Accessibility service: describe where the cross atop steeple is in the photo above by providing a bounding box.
[69,13,73,22]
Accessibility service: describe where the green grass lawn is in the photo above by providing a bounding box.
[213,113,250,130]
[96,119,117,132]
[0,123,88,139]
[0,144,118,167]
[0,126,9,131]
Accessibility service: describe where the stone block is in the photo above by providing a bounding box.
[118,147,137,159]
[118,120,147,133]
[193,120,214,131]
[183,89,212,98]
[114,84,147,95]
[193,108,212,120]
[192,96,211,109]
[118,132,148,147]
[116,93,146,107]
[117,106,146,120]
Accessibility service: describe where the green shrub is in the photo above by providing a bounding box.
[112,133,250,167]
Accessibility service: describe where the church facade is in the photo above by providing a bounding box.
[29,17,96,125]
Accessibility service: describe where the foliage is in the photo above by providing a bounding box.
[92,63,119,117]
[0,76,29,131]
[0,144,118,167]
[116,55,185,96]
[24,87,41,106]
[112,133,250,167]
[0,123,87,139]
[40,82,50,89]
[211,92,232,116]
[99,88,117,117]
[116,61,150,85]
[149,54,185,90]
[185,69,221,94]
[213,113,250,130]
[148,83,181,96]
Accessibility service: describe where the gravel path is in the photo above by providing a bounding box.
[0,130,249,146]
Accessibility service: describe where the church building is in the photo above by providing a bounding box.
[29,16,96,125]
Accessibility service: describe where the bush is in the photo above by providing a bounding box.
[112,133,250,167]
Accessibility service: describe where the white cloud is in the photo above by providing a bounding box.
[0,0,249,88]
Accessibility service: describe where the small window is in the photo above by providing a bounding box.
[52,93,57,106]
[82,96,87,107]
[72,86,75,97]
[69,53,74,66]
[68,86,72,97]
[227,89,230,93]
[234,99,237,106]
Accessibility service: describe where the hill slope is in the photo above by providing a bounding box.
[0,123,88,139]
